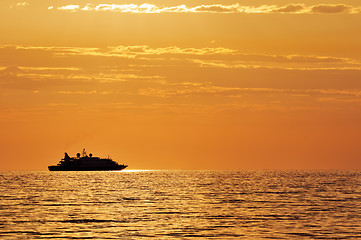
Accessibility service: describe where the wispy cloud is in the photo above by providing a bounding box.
[191,58,361,70]
[109,45,236,56]
[2,44,361,72]
[2,44,361,108]
[138,86,242,98]
[318,97,361,103]
[10,2,30,8]
[16,2,29,7]
[57,90,97,94]
[138,85,361,99]
[51,3,361,14]
[2,45,361,114]
[13,44,359,69]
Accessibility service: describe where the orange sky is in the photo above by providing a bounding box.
[1,0,361,170]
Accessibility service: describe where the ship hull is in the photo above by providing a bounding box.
[48,165,127,171]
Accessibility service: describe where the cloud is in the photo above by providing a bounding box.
[108,45,236,57]
[16,2,29,7]
[140,86,361,113]
[52,3,361,14]
[16,44,357,67]
[0,65,98,90]
[53,44,361,70]
[191,58,361,71]
[20,67,81,71]
[0,66,36,90]
[135,85,361,111]
[138,86,242,98]
[272,4,305,13]
[2,44,361,73]
[57,90,98,94]
[318,97,361,103]
[10,2,29,8]
[191,4,241,13]
[0,66,24,76]
[311,4,351,14]
[58,5,80,12]
[7,44,236,59]
[2,45,361,114]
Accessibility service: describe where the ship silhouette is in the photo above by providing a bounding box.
[48,149,127,171]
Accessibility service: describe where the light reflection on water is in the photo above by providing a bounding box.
[0,170,360,239]
[122,169,161,172]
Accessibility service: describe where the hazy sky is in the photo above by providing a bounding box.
[1,0,361,170]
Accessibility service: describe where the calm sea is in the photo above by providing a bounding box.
[0,170,360,239]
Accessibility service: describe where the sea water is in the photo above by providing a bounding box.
[0,170,360,239]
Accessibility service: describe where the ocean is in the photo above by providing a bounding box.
[0,170,360,239]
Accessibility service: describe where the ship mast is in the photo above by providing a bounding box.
[82,148,87,157]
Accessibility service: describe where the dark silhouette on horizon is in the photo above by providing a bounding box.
[48,149,127,171]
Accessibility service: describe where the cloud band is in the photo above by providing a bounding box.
[51,3,361,14]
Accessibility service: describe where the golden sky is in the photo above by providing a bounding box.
[1,0,361,170]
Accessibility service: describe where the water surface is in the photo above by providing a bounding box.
[0,170,360,239]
